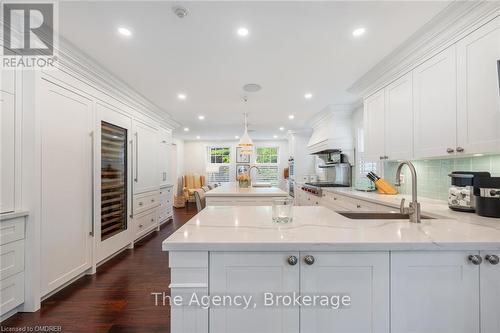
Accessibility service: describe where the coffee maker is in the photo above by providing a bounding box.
[448,171,490,212]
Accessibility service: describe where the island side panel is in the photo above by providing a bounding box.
[169,251,209,333]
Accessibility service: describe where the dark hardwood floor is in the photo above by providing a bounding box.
[2,205,197,333]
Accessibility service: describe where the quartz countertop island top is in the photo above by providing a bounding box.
[205,183,288,197]
[162,205,500,252]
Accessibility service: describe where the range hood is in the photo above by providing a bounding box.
[307,108,353,155]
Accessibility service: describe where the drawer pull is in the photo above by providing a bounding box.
[356,204,361,209]
[138,202,143,206]
[151,218,154,222]
[151,199,155,202]
[139,224,143,228]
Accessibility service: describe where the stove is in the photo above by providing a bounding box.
[301,182,350,196]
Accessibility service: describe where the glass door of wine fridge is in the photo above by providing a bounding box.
[101,121,128,240]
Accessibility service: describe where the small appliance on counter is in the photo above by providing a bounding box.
[473,176,500,218]
[448,171,490,212]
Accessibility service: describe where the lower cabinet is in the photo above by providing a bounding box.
[134,208,158,240]
[158,185,173,223]
[209,252,389,333]
[392,251,500,333]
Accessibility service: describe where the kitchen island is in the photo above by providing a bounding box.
[162,206,500,333]
[205,182,288,206]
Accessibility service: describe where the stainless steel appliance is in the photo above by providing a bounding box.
[448,172,490,212]
[474,176,500,218]
[288,179,295,198]
[288,157,295,179]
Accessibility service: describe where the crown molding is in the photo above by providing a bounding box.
[54,36,180,129]
[1,12,180,130]
[348,1,500,98]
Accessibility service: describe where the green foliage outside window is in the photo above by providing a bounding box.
[210,147,231,164]
[255,147,278,164]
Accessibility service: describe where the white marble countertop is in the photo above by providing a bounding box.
[205,182,288,197]
[324,187,500,229]
[162,205,500,252]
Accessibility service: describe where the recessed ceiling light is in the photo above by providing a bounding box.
[352,27,366,37]
[177,93,187,100]
[304,93,313,99]
[279,127,285,131]
[196,135,200,139]
[273,135,278,139]
[198,115,205,120]
[237,27,249,37]
[235,135,240,139]
[288,115,295,120]
[117,27,132,37]
[183,127,189,132]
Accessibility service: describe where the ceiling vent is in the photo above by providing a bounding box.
[172,6,188,18]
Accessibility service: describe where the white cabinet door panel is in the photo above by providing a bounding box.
[457,16,500,154]
[391,252,480,333]
[413,47,457,158]
[0,91,15,213]
[300,252,389,333]
[40,79,93,295]
[364,90,386,162]
[385,73,413,160]
[210,252,299,333]
[133,120,159,194]
[480,251,500,333]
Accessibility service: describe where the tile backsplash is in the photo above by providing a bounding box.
[384,155,500,201]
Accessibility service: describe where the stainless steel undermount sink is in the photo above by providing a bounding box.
[338,212,435,220]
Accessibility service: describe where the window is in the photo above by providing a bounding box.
[209,147,231,164]
[254,147,279,184]
[207,147,231,183]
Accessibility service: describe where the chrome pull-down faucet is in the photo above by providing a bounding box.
[395,161,421,223]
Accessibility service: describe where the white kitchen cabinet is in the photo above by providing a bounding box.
[132,120,159,194]
[480,251,500,333]
[39,79,93,296]
[391,252,480,333]
[384,72,413,160]
[0,91,15,213]
[457,16,500,154]
[158,185,173,224]
[413,47,457,159]
[300,252,389,333]
[210,252,300,333]
[364,89,386,161]
[158,129,172,187]
[320,191,397,213]
[1,70,15,94]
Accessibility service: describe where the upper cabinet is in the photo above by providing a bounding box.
[413,47,457,159]
[457,16,500,154]
[385,73,413,160]
[364,16,500,160]
[364,73,413,161]
[132,120,159,194]
[158,129,172,187]
[0,90,16,213]
[364,89,386,161]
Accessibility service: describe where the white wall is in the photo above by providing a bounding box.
[183,139,289,185]
[171,138,185,196]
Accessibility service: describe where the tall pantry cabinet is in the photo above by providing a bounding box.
[39,78,94,295]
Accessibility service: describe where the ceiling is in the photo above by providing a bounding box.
[59,1,451,141]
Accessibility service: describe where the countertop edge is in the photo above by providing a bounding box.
[0,211,29,221]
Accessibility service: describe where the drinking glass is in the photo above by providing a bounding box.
[272,198,294,223]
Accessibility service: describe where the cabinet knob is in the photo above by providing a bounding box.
[151,218,154,222]
[139,224,143,228]
[468,255,483,265]
[379,156,384,160]
[138,202,143,206]
[485,255,500,265]
[287,255,298,266]
[384,156,389,160]
[446,148,455,154]
[304,255,315,265]
[356,204,361,209]
[456,147,465,153]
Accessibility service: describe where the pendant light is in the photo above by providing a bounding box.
[238,112,253,148]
